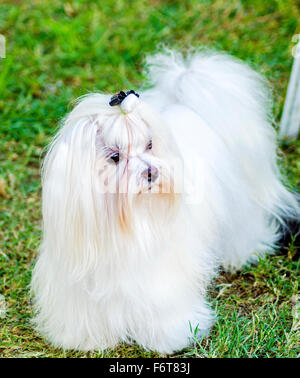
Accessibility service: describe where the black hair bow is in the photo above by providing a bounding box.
[109,90,139,106]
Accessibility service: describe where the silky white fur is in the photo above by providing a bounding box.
[31,49,299,354]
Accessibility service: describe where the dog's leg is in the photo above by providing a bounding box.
[132,297,215,354]
[31,254,120,352]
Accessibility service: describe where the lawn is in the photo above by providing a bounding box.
[0,0,299,358]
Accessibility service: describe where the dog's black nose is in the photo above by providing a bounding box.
[142,166,159,183]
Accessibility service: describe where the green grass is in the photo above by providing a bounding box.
[0,0,299,358]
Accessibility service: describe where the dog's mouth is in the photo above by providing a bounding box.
[136,181,173,195]
[137,182,161,195]
[136,187,152,195]
[118,182,180,235]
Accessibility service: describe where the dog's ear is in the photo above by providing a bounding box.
[41,107,101,279]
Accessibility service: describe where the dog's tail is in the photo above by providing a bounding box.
[144,48,300,240]
[144,48,273,151]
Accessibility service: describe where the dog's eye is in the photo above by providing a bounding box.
[146,140,152,150]
[110,152,120,163]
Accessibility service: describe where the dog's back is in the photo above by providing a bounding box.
[143,49,300,269]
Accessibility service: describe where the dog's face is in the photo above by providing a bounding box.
[43,94,182,257]
[97,115,162,194]
[94,99,180,233]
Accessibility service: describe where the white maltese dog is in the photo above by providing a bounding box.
[31,49,299,354]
